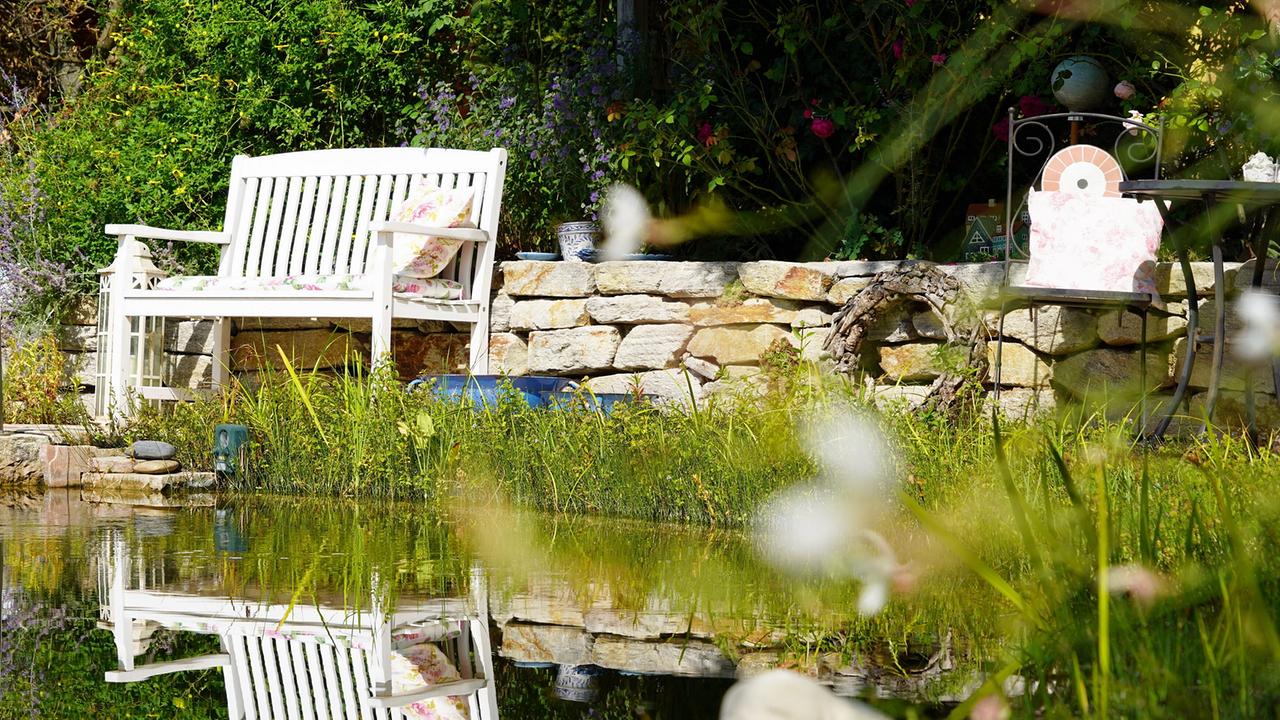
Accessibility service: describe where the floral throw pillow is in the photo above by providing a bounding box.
[1024,189,1162,295]
[391,642,471,720]
[390,185,476,279]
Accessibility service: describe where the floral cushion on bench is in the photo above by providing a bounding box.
[154,274,464,300]
[392,642,471,720]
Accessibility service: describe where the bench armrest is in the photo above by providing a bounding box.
[105,224,230,245]
[366,678,489,709]
[370,222,490,243]
[104,653,231,683]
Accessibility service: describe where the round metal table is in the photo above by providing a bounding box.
[1120,179,1280,440]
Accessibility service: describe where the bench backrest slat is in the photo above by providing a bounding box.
[219,148,507,288]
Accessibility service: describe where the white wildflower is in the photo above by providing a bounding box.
[803,407,895,495]
[1235,290,1280,360]
[1106,563,1166,607]
[719,670,889,720]
[753,483,849,574]
[600,184,650,259]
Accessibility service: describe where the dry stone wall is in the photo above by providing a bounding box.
[59,259,1262,426]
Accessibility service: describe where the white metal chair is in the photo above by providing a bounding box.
[98,146,507,415]
[101,539,499,720]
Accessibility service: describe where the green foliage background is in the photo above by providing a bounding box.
[2,0,1278,315]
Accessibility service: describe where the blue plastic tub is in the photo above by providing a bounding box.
[409,374,572,408]
[546,390,652,414]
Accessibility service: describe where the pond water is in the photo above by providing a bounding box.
[0,491,979,718]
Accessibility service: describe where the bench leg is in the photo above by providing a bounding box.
[469,306,490,375]
[211,319,231,390]
[371,311,392,368]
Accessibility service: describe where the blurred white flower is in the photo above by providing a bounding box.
[720,670,889,720]
[600,184,650,260]
[1236,290,1280,360]
[803,407,894,495]
[857,577,889,616]
[1106,563,1166,607]
[754,483,849,574]
[969,692,1011,720]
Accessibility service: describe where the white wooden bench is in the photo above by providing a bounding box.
[99,147,507,413]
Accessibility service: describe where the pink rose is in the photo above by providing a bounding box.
[696,121,714,146]
[992,116,1011,142]
[905,0,916,6]
[810,117,836,139]
[1114,80,1136,100]
[892,38,904,60]
[1018,94,1050,118]
[930,53,947,66]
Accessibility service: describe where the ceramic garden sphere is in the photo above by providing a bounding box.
[1051,56,1109,112]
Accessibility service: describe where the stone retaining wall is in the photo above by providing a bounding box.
[59,259,1274,426]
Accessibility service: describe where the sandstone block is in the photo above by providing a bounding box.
[394,333,469,376]
[231,330,367,371]
[93,456,136,474]
[585,369,704,406]
[1158,260,1238,296]
[233,317,330,331]
[912,311,948,340]
[1053,348,1171,399]
[58,325,96,352]
[134,459,181,475]
[869,304,918,343]
[585,295,691,324]
[988,341,1052,387]
[614,324,693,370]
[687,325,795,365]
[595,261,739,298]
[489,333,529,376]
[499,622,592,666]
[940,262,1008,304]
[688,298,801,326]
[0,434,51,486]
[1171,338,1274,394]
[869,384,931,411]
[165,320,217,355]
[166,354,215,390]
[490,293,515,332]
[502,261,596,297]
[590,637,735,678]
[827,277,872,305]
[797,326,832,363]
[1097,304,1188,346]
[987,387,1058,422]
[879,343,949,382]
[833,260,903,278]
[68,297,98,326]
[509,299,590,331]
[527,326,622,374]
[42,444,94,488]
[738,261,834,301]
[999,305,1098,355]
[83,471,211,493]
[62,352,95,387]
[681,355,721,380]
[791,307,832,328]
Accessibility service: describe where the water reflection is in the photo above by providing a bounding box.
[0,491,977,717]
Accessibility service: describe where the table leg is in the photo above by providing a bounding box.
[1151,201,1197,440]
[1203,239,1228,430]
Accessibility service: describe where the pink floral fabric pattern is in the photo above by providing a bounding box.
[392,642,471,720]
[390,185,476,279]
[154,274,464,300]
[1024,189,1163,295]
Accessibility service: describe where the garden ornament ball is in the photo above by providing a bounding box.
[1051,56,1109,112]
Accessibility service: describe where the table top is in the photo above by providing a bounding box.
[1120,179,1280,204]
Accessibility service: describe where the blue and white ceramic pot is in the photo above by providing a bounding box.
[556,221,600,262]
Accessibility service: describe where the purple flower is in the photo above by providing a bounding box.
[499,96,516,110]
